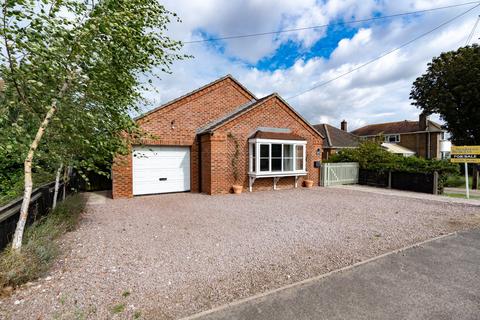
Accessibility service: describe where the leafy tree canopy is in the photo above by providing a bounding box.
[410,44,480,145]
[0,0,187,250]
[1,0,186,181]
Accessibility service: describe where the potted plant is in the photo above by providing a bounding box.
[304,179,314,188]
[228,133,243,194]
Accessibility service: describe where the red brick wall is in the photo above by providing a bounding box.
[201,96,323,194]
[112,78,254,198]
[399,132,441,159]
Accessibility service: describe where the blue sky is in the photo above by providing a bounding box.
[255,26,358,71]
[140,0,480,130]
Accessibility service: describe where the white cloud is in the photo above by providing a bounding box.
[141,0,480,130]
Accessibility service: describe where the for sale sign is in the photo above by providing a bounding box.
[450,146,480,163]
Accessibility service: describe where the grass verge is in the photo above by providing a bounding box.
[444,175,473,188]
[0,194,85,292]
[444,192,480,200]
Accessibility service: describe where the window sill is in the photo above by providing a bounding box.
[248,171,307,178]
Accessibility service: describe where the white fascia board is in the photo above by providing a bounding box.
[248,138,307,145]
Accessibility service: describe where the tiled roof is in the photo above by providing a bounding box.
[197,93,324,139]
[313,124,360,148]
[249,131,305,140]
[381,143,415,155]
[351,120,443,136]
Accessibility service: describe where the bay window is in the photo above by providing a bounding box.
[249,140,306,175]
[248,136,308,192]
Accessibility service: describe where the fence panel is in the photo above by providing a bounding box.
[358,169,389,188]
[321,162,359,187]
[0,172,81,251]
[358,169,438,194]
[391,171,436,194]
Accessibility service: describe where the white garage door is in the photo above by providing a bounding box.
[132,146,190,195]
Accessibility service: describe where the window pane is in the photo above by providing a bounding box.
[296,145,304,158]
[272,158,282,171]
[260,159,269,171]
[283,144,293,157]
[260,144,269,157]
[296,145,304,171]
[283,158,293,171]
[296,158,304,171]
[272,144,282,157]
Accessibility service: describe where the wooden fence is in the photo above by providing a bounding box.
[321,162,359,187]
[358,169,439,194]
[0,174,81,250]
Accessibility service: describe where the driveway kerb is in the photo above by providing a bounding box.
[331,185,480,206]
[180,231,457,320]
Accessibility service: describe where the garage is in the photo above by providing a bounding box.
[132,146,190,195]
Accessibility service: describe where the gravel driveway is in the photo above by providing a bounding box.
[1,187,479,319]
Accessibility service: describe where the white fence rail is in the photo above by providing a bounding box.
[321,162,359,187]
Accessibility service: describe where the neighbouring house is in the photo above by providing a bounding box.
[351,113,447,159]
[112,75,324,198]
[313,120,360,160]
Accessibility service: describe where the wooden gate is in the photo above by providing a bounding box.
[321,162,359,187]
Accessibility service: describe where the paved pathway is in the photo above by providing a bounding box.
[332,185,480,206]
[83,190,110,205]
[185,230,480,320]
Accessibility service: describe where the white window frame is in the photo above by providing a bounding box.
[384,134,400,143]
[248,138,307,177]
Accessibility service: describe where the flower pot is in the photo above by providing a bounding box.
[232,185,243,194]
[304,180,314,188]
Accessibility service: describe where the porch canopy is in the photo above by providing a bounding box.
[248,130,307,191]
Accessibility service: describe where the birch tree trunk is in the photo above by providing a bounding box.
[12,82,69,252]
[52,163,63,209]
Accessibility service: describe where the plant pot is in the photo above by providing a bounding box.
[232,184,243,194]
[304,180,314,188]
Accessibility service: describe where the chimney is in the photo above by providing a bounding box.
[340,120,348,131]
[419,113,429,131]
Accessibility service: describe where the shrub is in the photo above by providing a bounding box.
[0,170,55,206]
[328,141,459,193]
[328,141,398,171]
[0,194,85,290]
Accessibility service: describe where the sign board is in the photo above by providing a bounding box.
[450,146,480,163]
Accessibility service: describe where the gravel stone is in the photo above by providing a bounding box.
[1,187,479,319]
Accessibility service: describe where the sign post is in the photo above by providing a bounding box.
[450,146,480,199]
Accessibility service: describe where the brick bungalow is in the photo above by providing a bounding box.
[112,75,324,198]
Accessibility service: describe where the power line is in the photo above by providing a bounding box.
[465,15,480,44]
[286,3,480,101]
[184,1,480,44]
